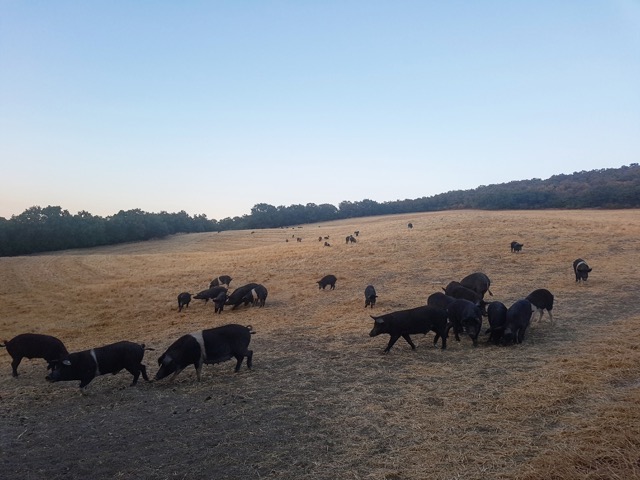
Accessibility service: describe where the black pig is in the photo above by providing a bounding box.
[317,274,337,290]
[369,305,448,353]
[155,324,254,382]
[503,299,534,345]
[446,299,483,346]
[47,341,150,390]
[364,285,377,308]
[177,292,192,312]
[526,288,554,322]
[485,301,508,345]
[1,333,69,377]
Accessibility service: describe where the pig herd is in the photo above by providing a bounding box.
[1,256,592,393]
[1,324,255,392]
[177,275,269,314]
[370,272,555,353]
[369,257,593,353]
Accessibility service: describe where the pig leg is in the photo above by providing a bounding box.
[383,334,401,353]
[11,357,22,377]
[446,323,461,342]
[139,364,149,381]
[129,368,141,386]
[78,376,95,389]
[434,332,447,350]
[401,334,416,350]
[128,364,149,385]
[233,355,245,372]
[195,361,204,381]
[169,369,183,382]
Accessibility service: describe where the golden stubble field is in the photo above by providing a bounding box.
[1,209,640,480]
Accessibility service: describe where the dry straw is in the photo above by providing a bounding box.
[1,209,639,479]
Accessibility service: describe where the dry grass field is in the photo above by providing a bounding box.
[1,209,640,480]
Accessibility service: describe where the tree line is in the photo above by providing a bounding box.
[1,164,638,256]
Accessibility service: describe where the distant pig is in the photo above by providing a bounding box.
[317,274,337,290]
[526,288,554,322]
[177,292,192,312]
[1,333,69,377]
[194,286,227,304]
[155,324,254,382]
[46,341,150,390]
[573,259,592,283]
[226,283,260,310]
[364,285,377,308]
[210,275,232,288]
[242,284,268,308]
[213,291,228,314]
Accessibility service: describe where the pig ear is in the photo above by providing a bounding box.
[62,359,71,366]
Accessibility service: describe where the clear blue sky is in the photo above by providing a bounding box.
[1,1,639,220]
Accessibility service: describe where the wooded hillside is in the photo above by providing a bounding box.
[1,164,638,256]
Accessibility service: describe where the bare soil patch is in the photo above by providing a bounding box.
[1,210,640,479]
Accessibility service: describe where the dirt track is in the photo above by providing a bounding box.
[2,210,640,479]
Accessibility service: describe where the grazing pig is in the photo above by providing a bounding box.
[526,288,554,322]
[213,292,228,314]
[503,299,533,345]
[226,283,260,309]
[573,258,592,283]
[210,275,232,288]
[426,292,456,310]
[317,274,337,290]
[485,301,508,345]
[243,284,268,307]
[364,285,377,308]
[443,281,463,296]
[194,286,227,304]
[369,305,449,352]
[446,299,483,346]
[510,241,523,253]
[177,292,192,312]
[1,333,69,377]
[155,324,254,381]
[460,272,493,298]
[444,282,486,312]
[46,341,150,390]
